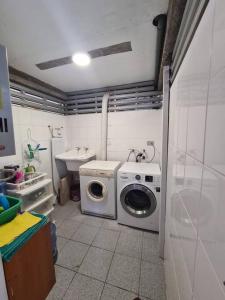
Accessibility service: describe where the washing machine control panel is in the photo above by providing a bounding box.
[120,172,160,185]
[134,174,154,182]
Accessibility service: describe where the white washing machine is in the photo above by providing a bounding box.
[79,160,121,219]
[117,162,161,231]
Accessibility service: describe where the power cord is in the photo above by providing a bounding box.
[148,143,156,162]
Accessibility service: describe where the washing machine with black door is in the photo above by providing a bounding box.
[117,162,161,231]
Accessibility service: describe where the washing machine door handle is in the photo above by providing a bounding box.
[87,180,108,202]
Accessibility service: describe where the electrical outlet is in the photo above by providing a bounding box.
[147,140,154,146]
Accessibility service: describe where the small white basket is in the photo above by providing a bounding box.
[6,172,47,191]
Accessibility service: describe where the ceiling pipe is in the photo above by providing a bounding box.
[153,14,167,91]
[101,93,109,161]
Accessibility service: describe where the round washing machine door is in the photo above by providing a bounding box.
[120,184,157,218]
[86,180,108,202]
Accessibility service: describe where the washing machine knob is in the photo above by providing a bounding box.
[135,174,141,180]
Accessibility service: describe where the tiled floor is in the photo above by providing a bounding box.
[47,201,166,300]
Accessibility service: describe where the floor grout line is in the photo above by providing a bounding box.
[138,232,144,298]
[61,269,77,299]
[58,236,117,253]
[99,229,122,299]
[99,283,106,299]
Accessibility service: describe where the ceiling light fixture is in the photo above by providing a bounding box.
[72,52,91,66]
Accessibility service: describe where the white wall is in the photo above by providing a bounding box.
[165,1,225,299]
[0,105,66,178]
[66,109,162,163]
[0,105,162,179]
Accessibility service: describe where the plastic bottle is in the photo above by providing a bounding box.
[0,193,9,210]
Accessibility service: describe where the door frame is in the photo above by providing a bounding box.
[159,66,170,258]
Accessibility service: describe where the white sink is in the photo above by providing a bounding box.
[55,150,96,171]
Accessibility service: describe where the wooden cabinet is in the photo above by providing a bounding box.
[3,223,55,300]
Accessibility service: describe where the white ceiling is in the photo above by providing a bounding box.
[0,0,168,92]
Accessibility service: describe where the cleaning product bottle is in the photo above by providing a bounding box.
[0,193,9,210]
[0,182,9,210]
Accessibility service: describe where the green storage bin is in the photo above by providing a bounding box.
[0,196,21,225]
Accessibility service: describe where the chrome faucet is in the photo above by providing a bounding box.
[84,147,89,153]
[74,146,81,152]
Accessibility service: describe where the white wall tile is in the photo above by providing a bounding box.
[176,199,197,293]
[194,239,225,300]
[204,68,225,175]
[164,236,180,300]
[203,0,225,175]
[18,106,32,125]
[175,56,190,153]
[166,144,177,233]
[169,81,179,149]
[170,221,193,300]
[175,150,186,195]
[12,105,20,125]
[65,110,162,162]
[198,167,225,285]
[185,1,213,162]
[176,88,188,153]
[210,0,225,76]
[182,155,203,227]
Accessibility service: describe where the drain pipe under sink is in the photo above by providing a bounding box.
[101,93,109,160]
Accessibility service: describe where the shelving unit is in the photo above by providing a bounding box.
[6,175,55,218]
[24,193,54,212]
[6,172,47,191]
